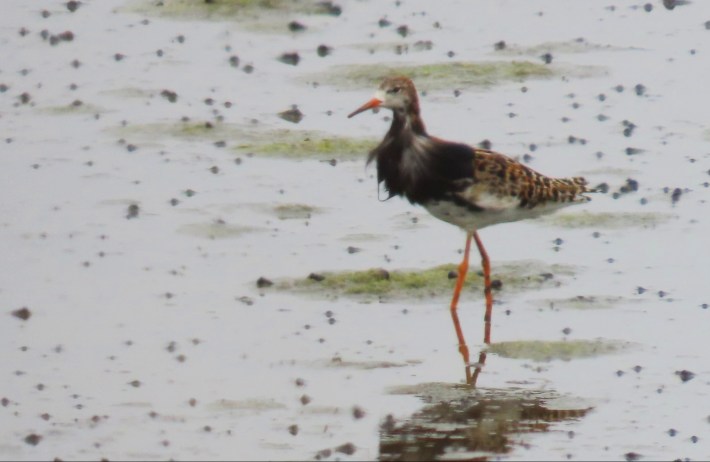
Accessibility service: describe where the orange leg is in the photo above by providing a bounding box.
[473,231,493,344]
[450,232,472,366]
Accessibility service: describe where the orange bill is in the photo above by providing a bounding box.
[347,98,382,118]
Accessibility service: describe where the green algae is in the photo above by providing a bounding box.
[488,339,628,362]
[321,61,555,90]
[236,132,376,160]
[542,211,674,229]
[126,0,340,24]
[270,260,576,300]
[110,121,375,160]
[273,203,320,220]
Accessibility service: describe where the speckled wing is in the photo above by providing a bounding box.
[456,149,591,211]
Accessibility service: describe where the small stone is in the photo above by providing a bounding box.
[634,83,646,96]
[624,452,642,461]
[66,1,81,12]
[288,424,299,435]
[209,166,219,174]
[478,139,492,150]
[159,90,178,103]
[346,246,361,254]
[494,40,506,51]
[562,327,572,335]
[378,18,391,28]
[352,406,366,419]
[396,25,409,37]
[277,52,300,66]
[675,369,695,382]
[667,428,677,436]
[490,279,502,290]
[335,442,356,455]
[316,44,332,57]
[300,394,311,405]
[11,307,32,321]
[643,3,653,12]
[24,434,42,446]
[126,204,139,219]
[288,21,306,32]
[278,105,304,124]
[128,380,141,387]
[540,52,553,64]
[671,188,682,204]
[256,277,273,288]
[308,273,325,282]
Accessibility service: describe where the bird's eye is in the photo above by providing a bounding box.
[387,86,401,95]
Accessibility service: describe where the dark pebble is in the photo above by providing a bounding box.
[446,50,455,58]
[209,166,219,174]
[705,20,710,30]
[562,327,572,335]
[396,25,409,37]
[315,449,332,460]
[494,40,506,51]
[243,64,254,73]
[667,428,677,436]
[126,204,140,219]
[256,277,273,288]
[491,279,502,290]
[352,406,366,419]
[335,443,356,455]
[24,434,42,446]
[634,84,646,96]
[300,394,311,405]
[228,55,239,67]
[41,10,50,18]
[378,18,391,27]
[278,105,304,124]
[637,286,646,294]
[0,84,7,93]
[160,89,177,103]
[614,84,624,92]
[288,424,299,435]
[643,3,653,12]
[675,369,695,382]
[594,182,609,193]
[288,21,306,32]
[214,140,226,148]
[633,365,643,373]
[308,273,325,282]
[624,452,642,461]
[671,188,682,204]
[278,52,300,66]
[478,139,492,150]
[620,178,639,193]
[346,246,361,254]
[316,44,332,57]
[12,307,32,321]
[114,53,125,61]
[540,52,553,64]
[447,270,457,279]
[128,380,141,387]
[67,1,81,12]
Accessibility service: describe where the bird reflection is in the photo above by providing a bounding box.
[450,299,489,386]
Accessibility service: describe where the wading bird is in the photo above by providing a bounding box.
[348,76,591,346]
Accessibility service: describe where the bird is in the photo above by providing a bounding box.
[348,76,592,345]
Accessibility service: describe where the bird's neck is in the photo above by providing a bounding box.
[387,106,427,140]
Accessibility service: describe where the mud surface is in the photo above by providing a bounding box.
[2,0,710,460]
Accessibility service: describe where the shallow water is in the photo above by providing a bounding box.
[2,0,710,460]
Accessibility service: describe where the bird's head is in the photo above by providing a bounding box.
[348,76,419,118]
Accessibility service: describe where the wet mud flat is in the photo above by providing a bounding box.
[2,0,710,460]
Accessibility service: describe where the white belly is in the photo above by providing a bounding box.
[423,199,574,232]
